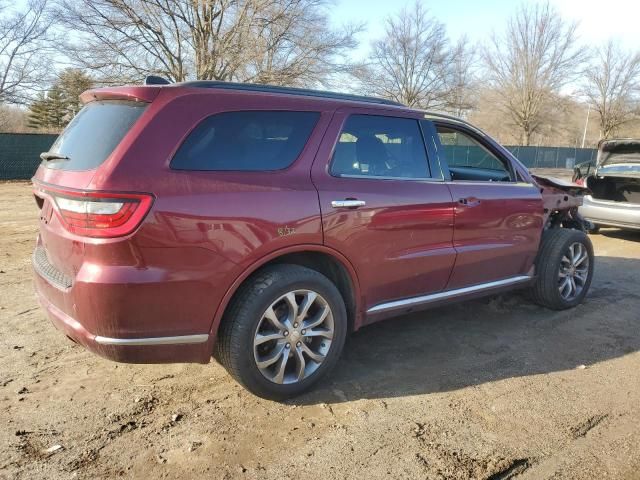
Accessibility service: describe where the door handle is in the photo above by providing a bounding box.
[331,199,366,209]
[458,197,481,207]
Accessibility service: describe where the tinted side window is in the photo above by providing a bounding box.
[330,115,430,179]
[171,111,319,171]
[44,101,147,171]
[436,125,511,181]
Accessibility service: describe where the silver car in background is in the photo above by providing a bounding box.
[574,139,640,232]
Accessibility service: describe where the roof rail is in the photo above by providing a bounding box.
[176,80,404,107]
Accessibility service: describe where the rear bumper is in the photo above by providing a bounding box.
[33,260,212,364]
[579,196,640,230]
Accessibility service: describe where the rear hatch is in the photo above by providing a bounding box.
[33,87,158,291]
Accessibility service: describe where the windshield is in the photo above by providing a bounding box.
[43,100,147,171]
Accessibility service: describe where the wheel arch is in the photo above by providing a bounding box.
[208,245,363,342]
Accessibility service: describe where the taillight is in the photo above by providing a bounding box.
[575,178,585,186]
[44,188,153,238]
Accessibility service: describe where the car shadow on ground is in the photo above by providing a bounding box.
[294,255,640,405]
[597,228,640,241]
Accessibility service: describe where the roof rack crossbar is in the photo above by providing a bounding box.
[177,80,403,106]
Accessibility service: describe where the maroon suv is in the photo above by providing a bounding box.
[32,80,594,399]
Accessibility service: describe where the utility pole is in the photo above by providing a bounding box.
[581,104,591,148]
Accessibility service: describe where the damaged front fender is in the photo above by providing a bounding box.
[532,175,593,231]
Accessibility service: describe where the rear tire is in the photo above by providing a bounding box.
[215,264,347,400]
[531,229,594,310]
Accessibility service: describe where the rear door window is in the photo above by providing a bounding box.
[171,111,320,171]
[43,101,147,171]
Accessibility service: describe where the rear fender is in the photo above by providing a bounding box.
[205,244,363,349]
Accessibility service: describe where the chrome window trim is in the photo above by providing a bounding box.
[94,334,209,346]
[444,180,536,187]
[367,275,533,314]
[334,173,444,182]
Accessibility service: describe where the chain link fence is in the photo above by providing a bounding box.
[506,146,596,169]
[0,133,57,180]
[0,133,598,180]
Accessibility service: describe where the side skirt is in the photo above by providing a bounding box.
[365,275,533,322]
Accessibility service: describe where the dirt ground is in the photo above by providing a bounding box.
[1,180,639,480]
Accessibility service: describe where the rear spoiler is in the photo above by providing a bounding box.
[80,86,161,104]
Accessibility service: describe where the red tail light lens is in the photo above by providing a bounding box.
[44,188,153,238]
[574,178,585,186]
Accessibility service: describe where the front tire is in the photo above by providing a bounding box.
[531,229,594,310]
[216,264,347,400]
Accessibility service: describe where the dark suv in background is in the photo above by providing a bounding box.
[32,80,593,399]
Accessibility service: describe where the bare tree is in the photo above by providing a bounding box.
[0,0,57,104]
[239,2,360,87]
[483,2,585,145]
[0,103,27,131]
[583,40,640,139]
[358,2,476,113]
[55,0,360,86]
[361,2,448,108]
[445,36,477,118]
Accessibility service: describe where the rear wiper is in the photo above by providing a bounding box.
[40,152,70,162]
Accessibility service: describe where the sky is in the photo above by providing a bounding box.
[330,0,640,60]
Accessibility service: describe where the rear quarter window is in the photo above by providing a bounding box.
[43,101,147,171]
[170,111,320,171]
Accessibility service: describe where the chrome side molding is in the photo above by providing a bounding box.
[367,275,533,314]
[94,334,209,346]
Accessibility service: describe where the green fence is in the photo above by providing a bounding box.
[0,133,58,180]
[0,133,598,180]
[506,146,596,169]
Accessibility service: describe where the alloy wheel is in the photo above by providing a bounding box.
[558,242,590,301]
[253,290,334,384]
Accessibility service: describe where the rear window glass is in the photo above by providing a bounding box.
[43,101,147,171]
[170,111,320,171]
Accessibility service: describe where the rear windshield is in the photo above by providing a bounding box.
[43,100,147,171]
[170,111,320,171]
